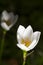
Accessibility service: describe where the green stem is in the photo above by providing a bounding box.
[0,30,6,61]
[22,51,27,65]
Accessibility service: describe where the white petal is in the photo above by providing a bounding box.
[1,10,10,21]
[17,25,25,37]
[9,12,14,21]
[13,15,18,24]
[32,31,41,43]
[17,33,22,43]
[9,15,18,27]
[1,22,10,31]
[23,25,33,41]
[17,43,28,51]
[9,12,18,24]
[27,40,37,51]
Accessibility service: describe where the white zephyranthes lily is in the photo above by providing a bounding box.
[17,25,41,51]
[1,10,18,31]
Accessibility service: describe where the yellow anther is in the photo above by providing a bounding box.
[21,39,31,47]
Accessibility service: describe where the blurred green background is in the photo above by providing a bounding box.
[0,0,43,65]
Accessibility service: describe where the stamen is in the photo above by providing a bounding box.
[21,39,31,47]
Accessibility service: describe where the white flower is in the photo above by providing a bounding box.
[17,25,41,51]
[1,10,18,31]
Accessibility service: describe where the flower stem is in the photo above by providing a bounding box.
[0,30,6,61]
[22,51,27,65]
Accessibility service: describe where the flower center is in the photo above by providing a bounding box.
[21,39,31,47]
[4,20,12,26]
